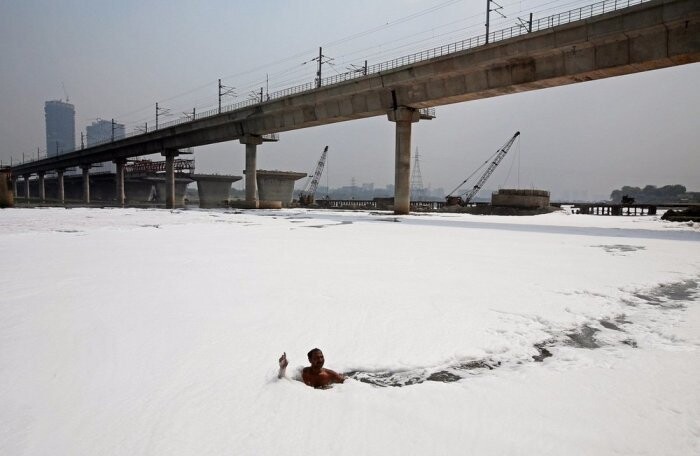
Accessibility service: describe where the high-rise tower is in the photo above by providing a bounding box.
[45,100,75,156]
[86,119,125,147]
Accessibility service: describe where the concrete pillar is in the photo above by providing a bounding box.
[23,174,31,201]
[387,107,420,215]
[191,174,242,208]
[37,172,46,203]
[0,170,14,208]
[114,158,126,207]
[161,150,179,209]
[12,176,18,198]
[81,165,91,205]
[56,169,65,205]
[240,135,263,209]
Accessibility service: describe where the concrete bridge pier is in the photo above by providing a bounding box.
[81,165,91,204]
[240,135,263,209]
[57,169,65,205]
[37,171,46,203]
[23,174,31,202]
[162,149,179,209]
[388,107,420,215]
[12,176,18,198]
[0,169,14,208]
[114,159,126,207]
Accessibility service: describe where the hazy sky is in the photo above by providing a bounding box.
[1,0,698,200]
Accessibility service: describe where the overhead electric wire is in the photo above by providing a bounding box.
[112,0,610,133]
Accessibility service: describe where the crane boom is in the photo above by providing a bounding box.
[299,146,328,205]
[461,131,520,205]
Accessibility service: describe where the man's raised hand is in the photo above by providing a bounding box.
[279,352,289,369]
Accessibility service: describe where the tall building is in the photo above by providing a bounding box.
[45,100,75,156]
[86,119,126,173]
[86,119,125,147]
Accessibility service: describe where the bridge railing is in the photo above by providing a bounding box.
[14,0,649,168]
[155,0,650,129]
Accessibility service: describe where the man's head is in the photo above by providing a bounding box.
[307,348,324,369]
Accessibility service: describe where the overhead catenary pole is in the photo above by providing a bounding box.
[218,79,235,112]
[111,118,115,142]
[485,0,490,44]
[485,0,505,44]
[316,47,322,88]
[310,46,334,88]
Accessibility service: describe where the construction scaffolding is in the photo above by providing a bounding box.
[125,158,195,175]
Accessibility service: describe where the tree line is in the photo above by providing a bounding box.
[610,185,698,203]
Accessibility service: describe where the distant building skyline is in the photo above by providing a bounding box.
[86,119,125,147]
[86,119,125,174]
[44,100,74,157]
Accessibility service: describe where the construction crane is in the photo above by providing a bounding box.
[298,146,329,206]
[446,131,520,206]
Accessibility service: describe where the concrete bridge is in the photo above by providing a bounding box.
[9,0,699,214]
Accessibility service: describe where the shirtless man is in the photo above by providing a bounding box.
[278,348,345,388]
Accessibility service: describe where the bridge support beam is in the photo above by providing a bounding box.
[37,172,46,203]
[23,174,31,202]
[57,169,65,205]
[162,150,179,209]
[240,135,263,209]
[12,177,18,198]
[388,107,420,215]
[81,165,91,205]
[114,158,126,207]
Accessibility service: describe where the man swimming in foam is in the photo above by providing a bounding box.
[278,348,345,388]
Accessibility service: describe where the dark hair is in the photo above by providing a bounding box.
[307,348,322,360]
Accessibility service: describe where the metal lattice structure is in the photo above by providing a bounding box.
[125,158,195,174]
[410,148,425,201]
[299,146,329,205]
[448,131,520,205]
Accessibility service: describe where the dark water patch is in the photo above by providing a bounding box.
[616,315,632,325]
[426,371,462,383]
[532,343,553,362]
[600,320,622,331]
[139,224,160,229]
[304,221,353,229]
[622,339,638,348]
[658,280,698,301]
[566,325,600,349]
[344,357,505,387]
[632,279,698,307]
[375,217,401,223]
[593,244,646,254]
[453,360,500,371]
[55,229,81,233]
[633,292,663,304]
[345,370,426,388]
